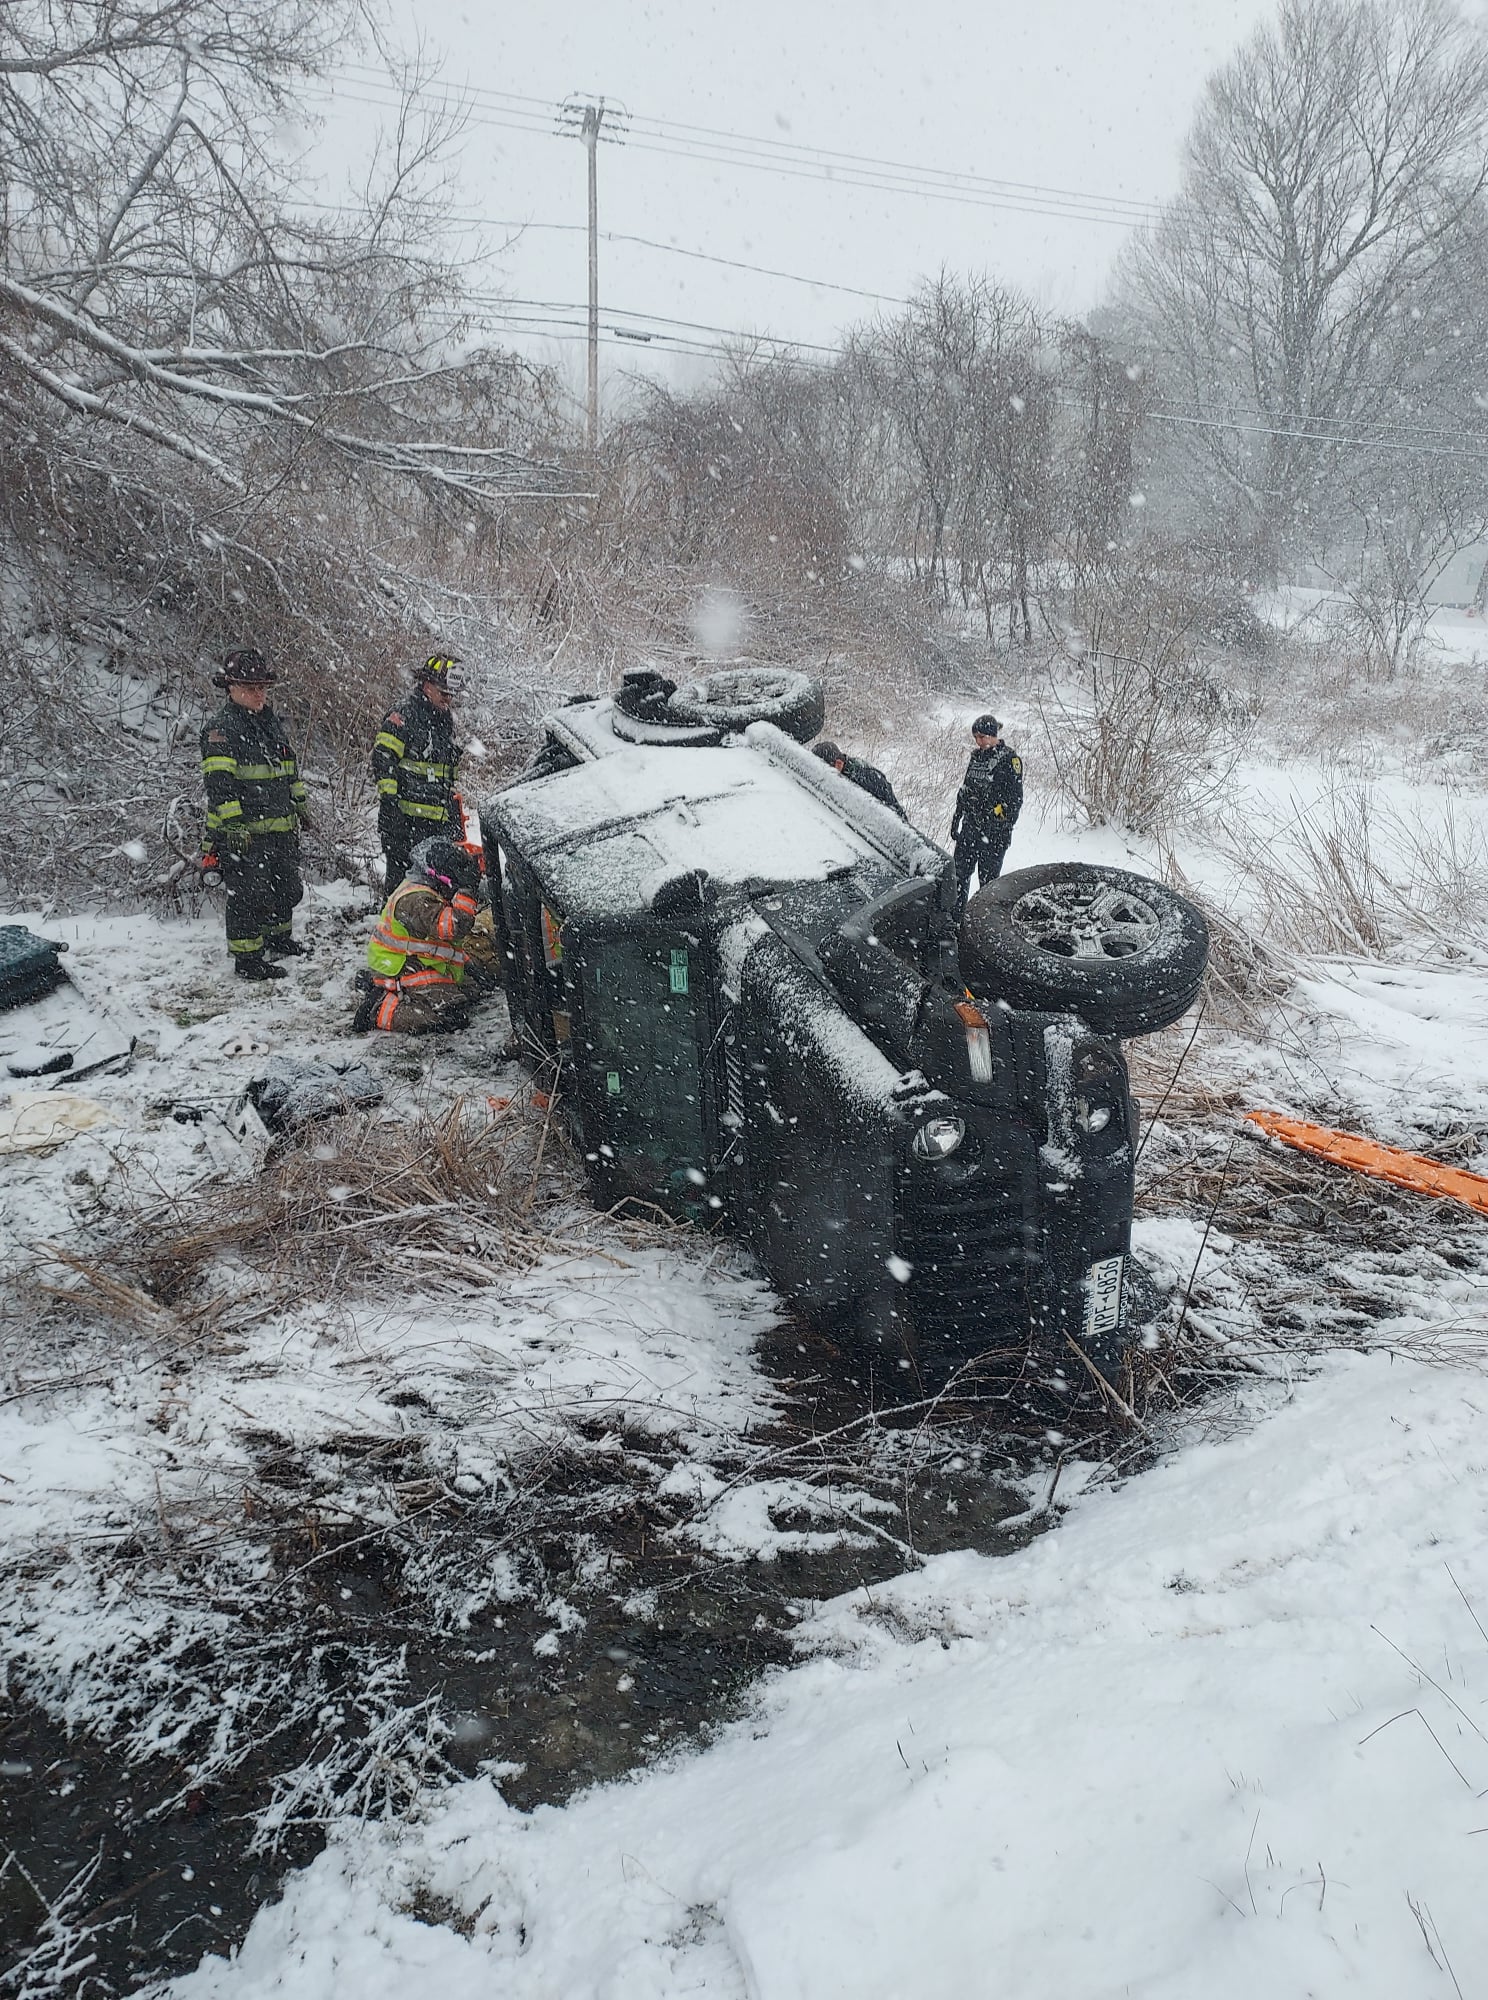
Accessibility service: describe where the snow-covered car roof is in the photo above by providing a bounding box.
[486,712,944,922]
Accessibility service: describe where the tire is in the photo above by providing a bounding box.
[608,703,723,747]
[668,667,825,743]
[960,861,1209,1038]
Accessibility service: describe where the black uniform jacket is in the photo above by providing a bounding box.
[372,688,460,830]
[841,754,908,820]
[200,701,307,846]
[952,743,1023,845]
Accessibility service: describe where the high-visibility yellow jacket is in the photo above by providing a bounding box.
[366,882,477,987]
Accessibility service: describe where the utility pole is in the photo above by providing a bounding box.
[557,96,627,457]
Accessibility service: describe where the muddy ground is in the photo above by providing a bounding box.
[0,1319,1060,1996]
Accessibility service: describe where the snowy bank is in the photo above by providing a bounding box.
[170,1348,1488,2000]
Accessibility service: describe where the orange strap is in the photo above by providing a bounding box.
[396,968,458,991]
[375,990,399,1031]
[1246,1110,1488,1219]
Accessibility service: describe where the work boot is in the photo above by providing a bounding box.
[349,990,381,1033]
[264,936,309,959]
[234,954,287,982]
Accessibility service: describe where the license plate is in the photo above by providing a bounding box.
[1083,1255,1125,1339]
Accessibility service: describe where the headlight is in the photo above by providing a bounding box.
[913,1115,966,1160]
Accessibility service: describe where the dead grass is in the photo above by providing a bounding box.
[12,1088,646,1356]
[1121,1020,1488,1417]
[1034,639,1250,839]
[1213,782,1488,959]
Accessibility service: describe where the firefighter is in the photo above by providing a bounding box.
[812,740,908,819]
[371,655,462,886]
[352,836,481,1034]
[200,648,311,981]
[951,713,1023,913]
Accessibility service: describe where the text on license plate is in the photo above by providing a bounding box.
[1083,1255,1125,1339]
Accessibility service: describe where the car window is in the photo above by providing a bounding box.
[581,939,707,1196]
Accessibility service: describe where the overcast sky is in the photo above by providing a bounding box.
[311,0,1279,399]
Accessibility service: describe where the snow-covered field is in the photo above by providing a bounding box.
[6,633,1488,1999]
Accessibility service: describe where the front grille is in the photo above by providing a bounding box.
[897,1165,1034,1345]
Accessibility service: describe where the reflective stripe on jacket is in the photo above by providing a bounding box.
[366,882,474,985]
[200,700,308,844]
[371,688,459,825]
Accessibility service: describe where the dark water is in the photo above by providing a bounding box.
[1,1321,1054,1994]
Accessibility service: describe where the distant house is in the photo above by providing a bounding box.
[1425,543,1488,610]
[1290,542,1488,611]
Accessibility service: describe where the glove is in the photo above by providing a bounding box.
[297,808,316,833]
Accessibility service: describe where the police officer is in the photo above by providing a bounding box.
[371,655,462,885]
[200,648,311,980]
[812,740,908,819]
[951,713,1023,912]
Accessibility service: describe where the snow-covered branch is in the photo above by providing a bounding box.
[0,0,581,508]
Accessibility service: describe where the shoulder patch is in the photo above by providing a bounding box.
[387,711,403,727]
[1011,756,1023,773]
[207,730,227,743]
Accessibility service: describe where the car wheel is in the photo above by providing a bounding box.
[608,704,723,747]
[960,862,1209,1038]
[667,667,826,743]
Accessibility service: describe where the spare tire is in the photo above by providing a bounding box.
[960,862,1209,1039]
[608,703,723,747]
[668,667,825,743]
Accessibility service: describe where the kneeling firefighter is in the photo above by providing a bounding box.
[353,837,481,1034]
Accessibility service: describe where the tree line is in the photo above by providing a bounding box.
[5,0,1488,900]
[611,0,1488,672]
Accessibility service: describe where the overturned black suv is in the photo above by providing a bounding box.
[480,668,1208,1384]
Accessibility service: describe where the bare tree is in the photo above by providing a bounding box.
[847,275,1060,639]
[1121,0,1488,578]
[1058,325,1150,586]
[1330,453,1488,672]
[0,1,574,505]
[0,2,581,902]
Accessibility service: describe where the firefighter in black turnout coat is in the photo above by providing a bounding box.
[199,649,311,980]
[372,656,462,886]
[952,713,1023,912]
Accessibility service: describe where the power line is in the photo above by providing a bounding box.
[309,78,1488,464]
[316,77,1163,230]
[336,65,1163,222]
[464,294,844,353]
[1146,403,1488,466]
[429,309,829,370]
[572,228,909,305]
[291,196,911,304]
[440,295,1488,458]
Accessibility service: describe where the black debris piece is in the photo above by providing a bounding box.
[246,1055,384,1133]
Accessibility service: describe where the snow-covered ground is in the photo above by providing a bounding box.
[169,1347,1488,2000]
[7,649,1488,1998]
